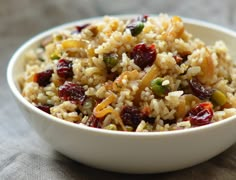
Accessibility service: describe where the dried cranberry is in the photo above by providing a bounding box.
[34,69,53,87]
[58,81,86,104]
[56,59,73,79]
[189,79,213,100]
[131,43,157,70]
[36,104,52,114]
[184,102,213,126]
[86,114,102,128]
[120,106,142,128]
[76,24,90,32]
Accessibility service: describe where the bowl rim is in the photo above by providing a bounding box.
[7,14,236,137]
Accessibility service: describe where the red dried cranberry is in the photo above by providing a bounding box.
[131,43,157,70]
[58,81,86,104]
[184,102,213,126]
[56,59,73,79]
[36,104,52,114]
[76,24,90,32]
[86,114,102,128]
[189,78,213,100]
[120,106,142,128]
[34,69,53,87]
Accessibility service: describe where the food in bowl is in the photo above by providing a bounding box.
[20,14,236,132]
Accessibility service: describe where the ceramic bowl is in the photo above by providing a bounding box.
[7,15,236,174]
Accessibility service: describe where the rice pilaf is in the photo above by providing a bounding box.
[20,14,236,132]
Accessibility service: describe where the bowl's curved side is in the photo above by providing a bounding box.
[7,16,236,174]
[14,96,236,173]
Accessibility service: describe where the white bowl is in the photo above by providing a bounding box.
[7,15,236,174]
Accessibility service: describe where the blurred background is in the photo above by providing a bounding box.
[1,0,236,179]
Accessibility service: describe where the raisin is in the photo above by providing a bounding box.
[86,114,102,128]
[76,24,90,32]
[143,116,155,124]
[184,102,213,126]
[163,119,177,125]
[131,43,157,70]
[36,104,52,114]
[56,59,73,79]
[189,78,213,100]
[34,69,53,87]
[58,81,86,104]
[120,106,142,128]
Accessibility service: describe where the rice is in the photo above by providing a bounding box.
[20,14,236,132]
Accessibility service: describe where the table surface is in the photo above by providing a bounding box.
[1,0,236,179]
